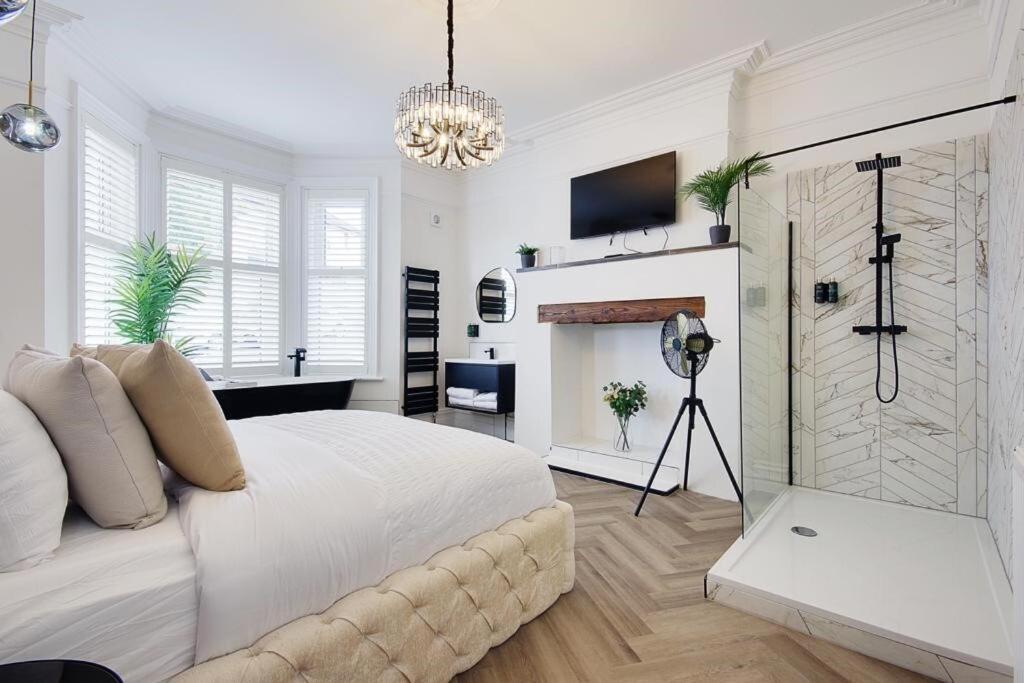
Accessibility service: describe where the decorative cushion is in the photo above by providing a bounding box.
[5,350,166,530]
[173,501,575,683]
[0,390,68,572]
[74,340,245,492]
[70,342,145,375]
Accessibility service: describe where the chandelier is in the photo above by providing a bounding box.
[394,0,504,170]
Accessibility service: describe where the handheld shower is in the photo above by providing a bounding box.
[851,153,907,404]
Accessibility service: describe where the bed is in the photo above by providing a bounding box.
[0,504,198,681]
[0,410,575,682]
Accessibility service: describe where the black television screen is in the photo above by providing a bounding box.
[570,151,676,240]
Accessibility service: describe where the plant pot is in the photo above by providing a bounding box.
[520,253,537,269]
[709,224,732,245]
[613,415,632,452]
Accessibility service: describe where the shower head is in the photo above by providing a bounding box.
[856,154,902,172]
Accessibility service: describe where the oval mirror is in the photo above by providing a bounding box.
[476,267,517,323]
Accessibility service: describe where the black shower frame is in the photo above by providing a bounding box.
[736,94,1017,493]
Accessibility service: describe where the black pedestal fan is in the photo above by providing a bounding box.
[634,310,743,517]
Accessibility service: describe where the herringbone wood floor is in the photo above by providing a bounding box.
[460,472,929,682]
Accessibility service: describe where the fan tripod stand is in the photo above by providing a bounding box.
[634,353,743,517]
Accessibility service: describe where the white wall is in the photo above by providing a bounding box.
[0,14,58,367]
[535,249,740,500]
[450,3,1008,504]
[399,162,464,412]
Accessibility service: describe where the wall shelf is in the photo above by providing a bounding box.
[517,241,737,273]
[538,296,705,324]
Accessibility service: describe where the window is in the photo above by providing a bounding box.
[163,160,282,373]
[303,186,377,375]
[80,119,140,345]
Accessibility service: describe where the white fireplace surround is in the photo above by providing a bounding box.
[515,246,740,501]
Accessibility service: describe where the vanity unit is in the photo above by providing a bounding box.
[444,359,515,414]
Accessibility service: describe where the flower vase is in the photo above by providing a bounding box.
[613,415,632,452]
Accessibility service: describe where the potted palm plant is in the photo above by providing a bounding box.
[515,243,540,268]
[678,154,773,244]
[111,233,210,356]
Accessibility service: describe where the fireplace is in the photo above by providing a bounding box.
[544,297,706,493]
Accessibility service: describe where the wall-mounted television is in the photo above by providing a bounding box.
[570,151,676,240]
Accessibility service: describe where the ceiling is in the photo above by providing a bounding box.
[49,0,925,155]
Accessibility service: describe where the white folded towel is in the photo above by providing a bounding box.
[448,396,476,408]
[446,387,479,400]
[475,392,498,402]
[473,399,498,411]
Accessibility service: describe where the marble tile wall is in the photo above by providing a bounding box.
[788,136,989,518]
[986,28,1024,582]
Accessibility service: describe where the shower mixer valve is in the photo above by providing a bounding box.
[868,233,901,264]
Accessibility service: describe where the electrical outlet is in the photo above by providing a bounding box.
[429,211,443,229]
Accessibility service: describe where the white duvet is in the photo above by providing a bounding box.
[174,410,557,663]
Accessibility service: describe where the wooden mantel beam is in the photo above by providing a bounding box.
[537,297,706,324]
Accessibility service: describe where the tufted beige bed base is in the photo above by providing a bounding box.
[173,501,575,683]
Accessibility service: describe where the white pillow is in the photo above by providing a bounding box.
[0,389,68,572]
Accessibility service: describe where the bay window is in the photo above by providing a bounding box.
[162,160,282,373]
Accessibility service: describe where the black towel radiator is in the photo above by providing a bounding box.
[402,266,440,417]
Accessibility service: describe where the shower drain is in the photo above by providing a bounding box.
[791,526,818,537]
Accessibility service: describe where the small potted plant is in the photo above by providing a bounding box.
[678,153,773,245]
[515,243,540,269]
[603,380,648,452]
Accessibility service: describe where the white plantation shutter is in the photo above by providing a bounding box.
[163,162,282,372]
[81,121,139,345]
[230,184,281,368]
[305,189,373,371]
[165,167,226,368]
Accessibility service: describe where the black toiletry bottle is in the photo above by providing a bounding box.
[828,280,839,304]
[814,282,827,304]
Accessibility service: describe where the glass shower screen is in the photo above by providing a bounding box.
[736,181,791,534]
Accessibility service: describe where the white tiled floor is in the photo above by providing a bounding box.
[709,487,1014,675]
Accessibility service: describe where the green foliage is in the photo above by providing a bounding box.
[515,243,540,255]
[678,153,774,225]
[110,233,211,356]
[602,380,648,420]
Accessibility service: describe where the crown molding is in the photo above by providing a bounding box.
[737,74,990,150]
[37,1,80,28]
[154,107,296,156]
[0,1,79,40]
[981,0,1013,78]
[508,41,767,145]
[50,26,155,114]
[759,1,977,74]
[745,0,985,98]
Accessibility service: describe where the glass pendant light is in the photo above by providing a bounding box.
[0,0,29,27]
[1,0,60,152]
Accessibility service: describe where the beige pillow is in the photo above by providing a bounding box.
[6,350,167,529]
[71,342,146,375]
[74,340,245,492]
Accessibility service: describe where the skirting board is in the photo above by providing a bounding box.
[547,464,679,495]
[546,442,680,494]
